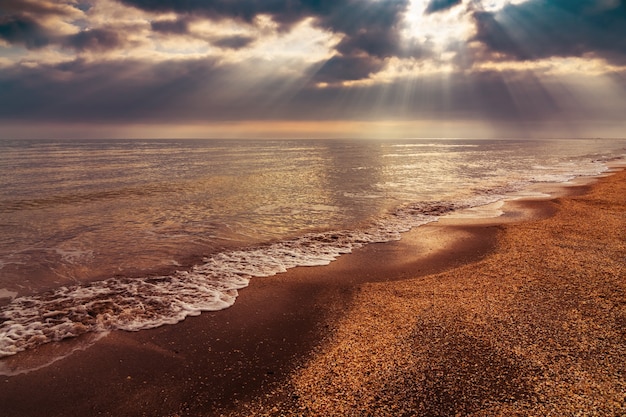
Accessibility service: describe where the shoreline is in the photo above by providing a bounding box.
[288,168,626,416]
[1,169,624,416]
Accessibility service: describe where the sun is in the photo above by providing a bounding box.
[403,0,474,53]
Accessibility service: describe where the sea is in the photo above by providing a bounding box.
[1,138,625,362]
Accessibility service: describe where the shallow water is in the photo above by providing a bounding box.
[0,138,624,358]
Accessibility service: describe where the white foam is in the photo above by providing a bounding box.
[54,248,94,265]
[530,160,609,184]
[0,270,248,357]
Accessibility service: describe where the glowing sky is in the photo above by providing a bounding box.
[1,0,625,139]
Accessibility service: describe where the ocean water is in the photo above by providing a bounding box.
[0,138,624,359]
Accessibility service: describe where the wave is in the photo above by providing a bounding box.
[0,158,616,358]
[0,198,459,358]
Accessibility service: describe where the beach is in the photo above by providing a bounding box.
[286,170,626,416]
[1,169,625,416]
[2,0,626,413]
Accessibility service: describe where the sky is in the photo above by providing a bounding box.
[0,0,625,139]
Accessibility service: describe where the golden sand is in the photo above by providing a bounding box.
[278,171,625,416]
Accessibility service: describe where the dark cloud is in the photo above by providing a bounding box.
[425,0,462,14]
[0,15,53,49]
[472,0,626,64]
[150,18,190,35]
[311,0,423,82]
[212,35,255,50]
[312,56,385,83]
[0,16,128,53]
[0,58,223,122]
[119,0,410,37]
[335,29,400,59]
[150,18,254,49]
[63,28,125,52]
[0,2,125,53]
[118,0,323,26]
[0,0,79,17]
[316,0,409,57]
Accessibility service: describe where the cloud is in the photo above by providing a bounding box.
[120,0,414,80]
[335,28,400,58]
[0,15,129,53]
[63,28,126,52]
[425,0,463,14]
[472,0,626,64]
[150,18,190,35]
[0,1,127,53]
[212,35,255,50]
[314,0,410,56]
[118,0,325,26]
[0,58,209,122]
[149,17,255,49]
[0,15,54,49]
[0,57,307,122]
[311,0,427,81]
[0,0,83,17]
[1,0,425,82]
[312,55,386,83]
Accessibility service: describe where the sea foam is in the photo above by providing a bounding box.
[0,199,458,357]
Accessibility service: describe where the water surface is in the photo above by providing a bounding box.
[1,138,624,358]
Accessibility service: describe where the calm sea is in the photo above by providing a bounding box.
[1,138,624,358]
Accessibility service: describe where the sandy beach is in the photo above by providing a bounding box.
[1,169,624,417]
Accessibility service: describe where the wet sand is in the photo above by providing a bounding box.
[1,170,624,416]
